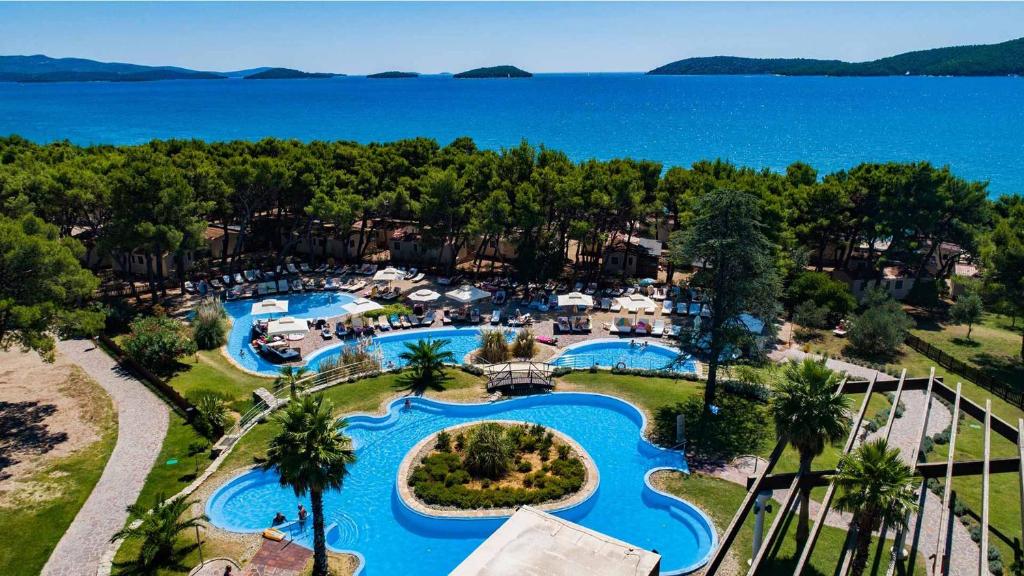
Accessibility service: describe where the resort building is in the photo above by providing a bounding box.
[600,236,663,278]
[451,506,661,576]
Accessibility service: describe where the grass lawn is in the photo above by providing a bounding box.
[911,311,1024,392]
[555,371,706,414]
[167,350,271,413]
[655,471,926,576]
[0,366,118,576]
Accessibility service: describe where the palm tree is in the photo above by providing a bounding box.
[399,338,454,390]
[263,394,356,576]
[770,358,851,542]
[110,494,207,575]
[833,438,918,576]
[275,365,310,396]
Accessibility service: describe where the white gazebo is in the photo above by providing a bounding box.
[446,284,491,304]
[343,298,384,316]
[617,293,655,314]
[266,317,307,339]
[373,266,406,284]
[408,288,442,302]
[557,292,594,309]
[251,298,289,316]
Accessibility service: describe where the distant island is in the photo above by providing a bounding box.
[367,71,419,79]
[648,36,1024,76]
[243,68,339,80]
[454,65,532,79]
[0,54,225,83]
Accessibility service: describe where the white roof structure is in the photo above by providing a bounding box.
[446,284,491,304]
[617,293,655,313]
[408,288,442,302]
[343,298,384,316]
[556,292,594,308]
[373,266,406,283]
[266,317,306,338]
[251,298,289,316]
[451,506,660,576]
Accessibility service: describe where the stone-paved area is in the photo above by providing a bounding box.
[41,339,170,576]
[240,539,311,576]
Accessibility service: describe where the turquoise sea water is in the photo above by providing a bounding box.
[1,74,1022,194]
[206,393,716,575]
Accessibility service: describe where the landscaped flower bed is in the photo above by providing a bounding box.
[406,422,588,510]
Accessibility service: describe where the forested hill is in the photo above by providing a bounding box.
[454,65,532,78]
[243,68,339,80]
[648,37,1024,76]
[0,54,225,83]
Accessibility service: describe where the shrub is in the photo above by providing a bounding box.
[847,290,913,358]
[192,298,228,350]
[786,271,856,321]
[477,329,511,363]
[557,444,571,460]
[192,393,230,439]
[364,303,411,319]
[464,423,514,479]
[454,432,466,451]
[517,461,533,473]
[435,430,452,452]
[121,316,197,373]
[793,300,830,330]
[511,329,538,359]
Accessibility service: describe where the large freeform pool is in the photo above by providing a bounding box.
[206,393,716,575]
[550,338,698,373]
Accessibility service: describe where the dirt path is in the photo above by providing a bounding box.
[42,339,170,576]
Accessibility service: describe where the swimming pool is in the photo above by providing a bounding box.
[206,393,716,575]
[550,338,698,373]
[224,292,359,374]
[306,327,515,372]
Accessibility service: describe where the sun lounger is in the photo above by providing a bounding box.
[599,297,611,311]
[662,300,673,314]
[244,270,257,283]
[537,335,557,346]
[230,272,242,285]
[335,322,348,338]
[557,317,571,333]
[670,324,682,337]
[400,315,411,329]
[644,303,656,315]
[290,279,303,292]
[437,277,451,286]
[652,319,665,337]
[635,321,650,335]
[277,279,289,293]
[610,299,622,313]
[184,281,196,294]
[612,317,632,334]
[422,310,436,326]
[470,308,481,323]
[348,280,366,292]
[441,308,452,325]
[676,302,686,315]
[491,309,501,324]
[287,263,299,275]
[573,282,584,292]
[300,263,311,273]
[405,267,418,280]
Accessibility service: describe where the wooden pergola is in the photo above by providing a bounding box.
[702,368,1024,575]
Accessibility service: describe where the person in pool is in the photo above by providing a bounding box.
[298,504,308,524]
[404,398,412,411]
[272,511,286,525]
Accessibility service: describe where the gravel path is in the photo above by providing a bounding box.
[42,339,170,576]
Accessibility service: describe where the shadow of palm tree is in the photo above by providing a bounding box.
[394,369,453,396]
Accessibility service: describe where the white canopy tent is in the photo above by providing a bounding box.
[343,298,385,316]
[617,293,655,314]
[557,292,594,308]
[251,298,289,316]
[266,316,307,339]
[373,267,406,283]
[446,284,491,304]
[408,288,442,302]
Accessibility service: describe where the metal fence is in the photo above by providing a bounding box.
[903,333,1024,408]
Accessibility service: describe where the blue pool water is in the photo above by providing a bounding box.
[224,292,357,374]
[206,393,716,575]
[551,339,697,373]
[307,327,514,372]
[1,75,1022,194]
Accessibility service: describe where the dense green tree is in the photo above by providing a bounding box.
[121,316,197,373]
[263,395,355,576]
[847,289,913,358]
[786,271,857,321]
[984,204,1024,359]
[949,290,984,341]
[0,213,103,358]
[669,189,781,414]
[771,359,850,543]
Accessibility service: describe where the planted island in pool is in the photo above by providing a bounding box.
[206,393,717,575]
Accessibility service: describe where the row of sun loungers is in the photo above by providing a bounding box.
[609,317,678,337]
[556,316,593,334]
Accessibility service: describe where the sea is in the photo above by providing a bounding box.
[1,73,1021,195]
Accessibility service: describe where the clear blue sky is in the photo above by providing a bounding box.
[1,2,1021,74]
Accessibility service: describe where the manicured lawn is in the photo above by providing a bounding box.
[167,350,271,413]
[0,367,118,576]
[655,471,926,576]
[912,311,1024,392]
[556,371,706,414]
[134,412,212,510]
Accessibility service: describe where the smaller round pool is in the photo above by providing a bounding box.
[307,327,515,372]
[550,338,697,373]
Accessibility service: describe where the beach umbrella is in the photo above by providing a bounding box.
[251,298,289,316]
[408,288,441,302]
[343,298,384,316]
[373,266,405,283]
[446,284,491,304]
[557,292,594,308]
[266,316,306,339]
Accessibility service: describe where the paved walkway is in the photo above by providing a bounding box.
[42,339,170,576]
